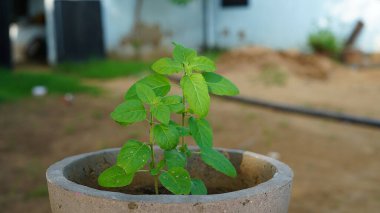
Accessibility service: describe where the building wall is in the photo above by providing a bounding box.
[213,0,380,52]
[101,0,204,52]
[45,0,380,64]
[101,0,136,52]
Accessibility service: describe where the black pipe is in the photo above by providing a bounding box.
[219,95,380,128]
[169,76,380,128]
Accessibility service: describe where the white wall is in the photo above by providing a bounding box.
[101,0,136,52]
[101,0,204,51]
[213,0,380,52]
[45,0,380,64]
[326,0,380,52]
[140,0,203,49]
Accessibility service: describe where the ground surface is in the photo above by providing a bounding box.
[1,47,380,212]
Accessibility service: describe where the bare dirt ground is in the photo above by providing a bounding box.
[1,48,380,212]
[218,46,380,118]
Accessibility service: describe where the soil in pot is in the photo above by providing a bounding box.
[64,149,277,195]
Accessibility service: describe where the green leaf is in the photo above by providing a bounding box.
[153,124,180,150]
[164,149,187,169]
[152,58,183,75]
[98,165,134,188]
[188,117,213,149]
[191,179,207,195]
[177,126,191,136]
[136,83,156,104]
[202,72,239,96]
[200,148,237,177]
[189,56,216,72]
[110,100,146,125]
[159,167,191,195]
[169,120,191,136]
[180,73,210,118]
[173,43,197,64]
[151,104,171,124]
[125,74,170,100]
[117,140,151,174]
[162,95,184,113]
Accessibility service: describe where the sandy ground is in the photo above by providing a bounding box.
[1,49,380,212]
[217,46,380,118]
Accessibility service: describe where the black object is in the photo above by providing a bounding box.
[222,0,248,7]
[341,20,364,62]
[0,0,12,69]
[222,95,380,129]
[12,0,28,21]
[26,37,47,62]
[54,0,105,62]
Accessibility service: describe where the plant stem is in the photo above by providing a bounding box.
[181,93,186,147]
[149,112,159,195]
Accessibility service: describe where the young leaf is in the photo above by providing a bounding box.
[153,124,180,150]
[173,43,197,64]
[98,165,134,188]
[169,121,191,136]
[110,100,146,125]
[136,83,156,104]
[152,58,183,75]
[189,56,216,72]
[191,179,207,195]
[188,117,213,149]
[159,167,191,195]
[117,140,151,174]
[125,74,170,100]
[151,104,171,124]
[200,148,237,177]
[162,95,184,113]
[164,149,187,169]
[180,73,210,118]
[202,72,239,96]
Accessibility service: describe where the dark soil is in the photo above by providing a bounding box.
[84,185,234,195]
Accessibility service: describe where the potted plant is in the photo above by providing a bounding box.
[46,43,293,212]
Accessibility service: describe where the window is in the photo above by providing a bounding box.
[222,0,248,7]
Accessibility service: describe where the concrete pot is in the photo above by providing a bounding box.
[46,148,293,213]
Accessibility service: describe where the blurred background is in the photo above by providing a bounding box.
[1,0,380,212]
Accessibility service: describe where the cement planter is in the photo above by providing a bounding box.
[46,148,293,213]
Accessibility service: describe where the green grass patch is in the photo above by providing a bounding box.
[0,69,99,102]
[26,185,49,199]
[259,64,288,86]
[56,59,151,79]
[308,29,343,59]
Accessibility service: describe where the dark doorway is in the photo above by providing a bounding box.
[0,0,12,69]
[54,0,105,63]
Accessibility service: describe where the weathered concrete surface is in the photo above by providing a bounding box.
[46,148,293,213]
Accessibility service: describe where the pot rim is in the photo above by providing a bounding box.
[46,147,293,203]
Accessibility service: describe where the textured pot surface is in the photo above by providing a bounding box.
[46,148,293,213]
